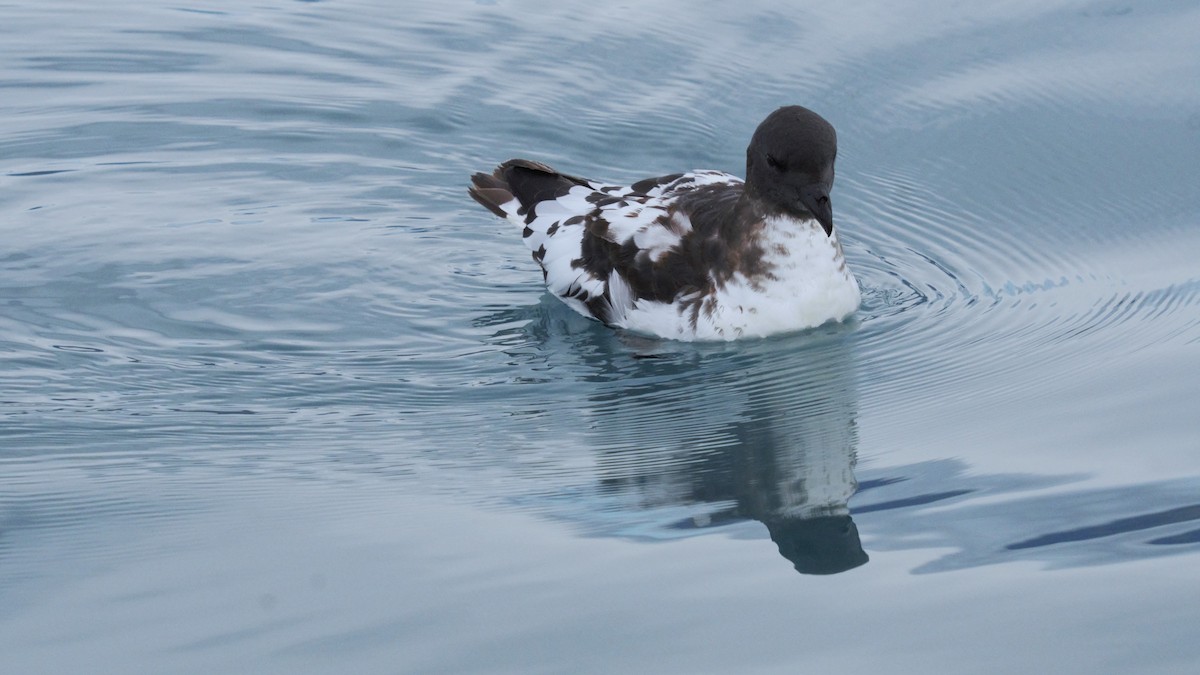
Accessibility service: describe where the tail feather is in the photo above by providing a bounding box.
[468,171,512,218]
[468,159,590,222]
[469,159,603,315]
[498,160,588,208]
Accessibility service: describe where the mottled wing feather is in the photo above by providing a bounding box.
[470,162,742,327]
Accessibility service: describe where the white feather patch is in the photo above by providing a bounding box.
[508,169,858,340]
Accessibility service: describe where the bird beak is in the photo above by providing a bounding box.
[799,184,834,236]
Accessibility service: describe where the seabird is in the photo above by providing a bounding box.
[469,105,860,341]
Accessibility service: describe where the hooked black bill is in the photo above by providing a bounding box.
[798,183,833,237]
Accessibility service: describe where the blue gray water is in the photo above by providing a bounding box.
[3,1,1199,673]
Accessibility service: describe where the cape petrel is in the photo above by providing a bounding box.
[469,105,860,341]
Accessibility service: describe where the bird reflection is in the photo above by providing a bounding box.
[583,332,868,575]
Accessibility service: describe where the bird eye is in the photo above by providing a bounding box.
[766,154,785,171]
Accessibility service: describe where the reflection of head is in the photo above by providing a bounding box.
[765,515,868,575]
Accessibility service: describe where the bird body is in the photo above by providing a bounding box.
[469,106,860,341]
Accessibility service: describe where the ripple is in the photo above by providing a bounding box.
[834,155,1200,425]
[1,0,1197,594]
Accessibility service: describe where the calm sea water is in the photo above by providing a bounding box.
[3,1,1199,672]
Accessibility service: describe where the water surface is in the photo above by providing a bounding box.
[2,1,1199,673]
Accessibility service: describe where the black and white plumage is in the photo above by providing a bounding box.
[469,105,860,341]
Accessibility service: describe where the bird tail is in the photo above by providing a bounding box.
[468,169,515,219]
[469,159,589,224]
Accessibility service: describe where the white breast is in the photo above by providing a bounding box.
[618,216,861,341]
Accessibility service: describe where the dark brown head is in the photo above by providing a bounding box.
[744,105,838,235]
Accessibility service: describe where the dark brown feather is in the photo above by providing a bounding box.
[468,172,512,218]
